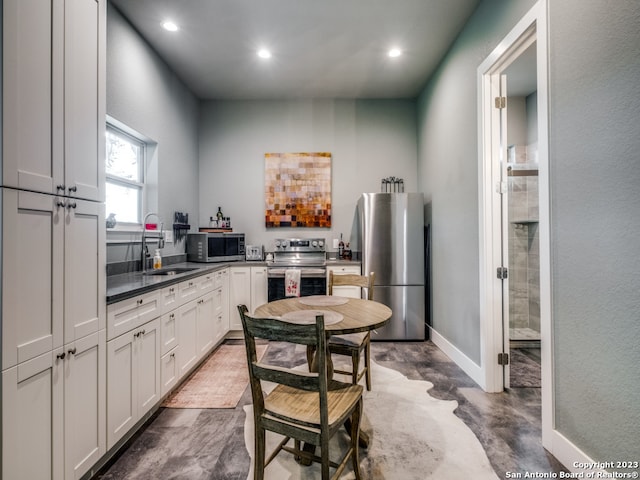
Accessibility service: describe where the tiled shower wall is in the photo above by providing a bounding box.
[508,145,540,340]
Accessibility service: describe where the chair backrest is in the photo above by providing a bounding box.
[328,271,375,300]
[237,304,332,418]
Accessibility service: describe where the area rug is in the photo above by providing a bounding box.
[243,359,500,479]
[163,343,267,409]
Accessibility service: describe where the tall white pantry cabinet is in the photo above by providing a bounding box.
[1,1,107,479]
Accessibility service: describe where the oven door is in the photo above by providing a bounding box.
[267,268,327,301]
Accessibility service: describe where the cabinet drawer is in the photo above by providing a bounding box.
[196,272,215,295]
[107,290,161,341]
[178,277,199,304]
[328,265,361,275]
[160,284,179,314]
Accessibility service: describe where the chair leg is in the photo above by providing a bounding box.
[364,341,371,391]
[351,350,360,386]
[255,426,266,480]
[351,399,363,480]
[306,345,316,371]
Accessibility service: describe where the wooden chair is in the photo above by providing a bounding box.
[327,271,375,391]
[237,304,363,480]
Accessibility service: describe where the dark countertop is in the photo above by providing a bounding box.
[106,258,360,305]
[106,261,267,304]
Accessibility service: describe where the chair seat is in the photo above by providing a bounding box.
[328,332,368,348]
[266,383,363,427]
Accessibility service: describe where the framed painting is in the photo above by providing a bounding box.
[265,152,331,228]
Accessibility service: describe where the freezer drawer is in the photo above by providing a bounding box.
[372,285,425,340]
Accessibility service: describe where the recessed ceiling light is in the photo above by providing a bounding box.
[388,48,402,58]
[257,49,272,59]
[162,21,179,32]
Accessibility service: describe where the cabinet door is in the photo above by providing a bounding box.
[64,198,105,344]
[251,266,268,312]
[220,269,230,335]
[2,0,63,193]
[196,292,215,359]
[177,302,198,377]
[229,267,251,330]
[160,347,179,397]
[179,277,200,305]
[63,0,105,202]
[160,311,178,356]
[106,331,136,449]
[2,350,64,480]
[64,330,106,480]
[2,189,64,369]
[136,318,161,418]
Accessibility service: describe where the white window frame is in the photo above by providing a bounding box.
[106,123,146,227]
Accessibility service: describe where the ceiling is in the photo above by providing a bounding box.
[109,0,481,100]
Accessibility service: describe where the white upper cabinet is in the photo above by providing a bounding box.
[2,0,105,201]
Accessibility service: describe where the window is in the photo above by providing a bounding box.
[105,125,145,224]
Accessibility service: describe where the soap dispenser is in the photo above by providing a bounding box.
[153,249,162,270]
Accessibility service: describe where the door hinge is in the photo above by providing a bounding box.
[498,352,509,365]
[497,267,508,279]
[495,96,506,109]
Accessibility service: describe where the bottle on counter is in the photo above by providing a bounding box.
[209,216,217,228]
[153,249,162,270]
[338,233,344,259]
[216,207,224,223]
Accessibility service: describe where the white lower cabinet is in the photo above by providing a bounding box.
[106,318,160,449]
[2,330,106,480]
[196,291,215,358]
[229,266,268,330]
[176,301,198,377]
[160,347,179,396]
[327,265,362,298]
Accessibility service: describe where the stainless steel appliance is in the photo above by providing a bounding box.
[245,245,264,261]
[186,232,245,262]
[267,238,327,301]
[358,193,425,340]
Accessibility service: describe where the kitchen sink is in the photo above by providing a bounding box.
[145,267,199,276]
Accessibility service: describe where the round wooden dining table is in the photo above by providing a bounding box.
[254,295,392,451]
[254,295,392,335]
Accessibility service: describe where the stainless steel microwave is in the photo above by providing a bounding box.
[186,232,245,262]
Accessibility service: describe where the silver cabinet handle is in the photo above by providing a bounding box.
[68,185,77,193]
[56,184,66,192]
[137,299,143,305]
[170,352,175,358]
[66,201,77,209]
[170,313,175,319]
[68,347,77,356]
[56,352,66,360]
[56,200,66,208]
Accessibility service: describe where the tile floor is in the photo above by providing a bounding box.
[96,340,566,480]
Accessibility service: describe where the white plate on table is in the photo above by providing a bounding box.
[281,310,344,325]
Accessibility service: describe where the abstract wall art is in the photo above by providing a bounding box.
[265,152,332,228]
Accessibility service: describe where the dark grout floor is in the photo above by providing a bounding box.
[96,340,565,479]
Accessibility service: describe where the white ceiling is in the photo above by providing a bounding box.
[109,0,481,100]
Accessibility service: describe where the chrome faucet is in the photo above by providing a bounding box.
[141,213,165,273]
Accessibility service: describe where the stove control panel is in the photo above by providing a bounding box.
[274,238,325,252]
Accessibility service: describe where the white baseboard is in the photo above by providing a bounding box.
[551,430,606,475]
[429,326,485,389]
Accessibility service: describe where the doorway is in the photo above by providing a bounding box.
[503,43,541,388]
[477,1,553,450]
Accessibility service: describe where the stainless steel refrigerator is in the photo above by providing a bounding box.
[358,193,425,340]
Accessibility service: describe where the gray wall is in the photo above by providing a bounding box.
[106,4,200,261]
[417,0,640,465]
[198,99,417,251]
[548,0,640,464]
[416,0,537,362]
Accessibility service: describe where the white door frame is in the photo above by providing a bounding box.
[477,1,553,450]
